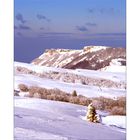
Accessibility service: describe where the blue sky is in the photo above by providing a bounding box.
[14,0,126,62]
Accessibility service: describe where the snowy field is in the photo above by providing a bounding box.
[15,73,125,99]
[15,97,126,140]
[14,62,126,99]
[15,61,126,82]
[14,62,126,139]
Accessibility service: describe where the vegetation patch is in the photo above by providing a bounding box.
[91,97,126,115]
[16,84,126,115]
[18,84,29,92]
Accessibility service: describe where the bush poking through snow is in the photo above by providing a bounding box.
[18,84,29,92]
[15,66,126,89]
[72,90,77,97]
[17,84,126,115]
[110,106,126,115]
[78,97,91,106]
[15,66,35,74]
[92,97,126,115]
[27,86,91,105]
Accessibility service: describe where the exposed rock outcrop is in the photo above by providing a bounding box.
[32,46,126,70]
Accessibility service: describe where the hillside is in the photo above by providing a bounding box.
[32,46,126,71]
[14,62,126,99]
[14,60,126,139]
[14,46,126,139]
[15,97,126,140]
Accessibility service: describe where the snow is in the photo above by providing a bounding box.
[15,61,73,74]
[14,60,126,139]
[111,58,125,65]
[100,65,126,73]
[99,58,126,73]
[14,61,126,99]
[78,56,87,62]
[15,61,126,82]
[18,91,29,97]
[73,69,125,82]
[15,127,68,140]
[84,46,108,52]
[37,59,47,66]
[57,56,74,67]
[38,53,47,59]
[14,97,126,140]
[78,110,126,131]
[15,73,125,99]
[102,116,126,132]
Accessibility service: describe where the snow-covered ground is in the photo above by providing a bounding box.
[15,73,125,99]
[73,68,125,82]
[15,97,126,140]
[15,61,125,82]
[99,58,126,73]
[14,62,126,139]
[102,116,126,129]
[14,62,126,99]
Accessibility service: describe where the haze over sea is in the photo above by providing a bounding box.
[14,0,126,63]
[14,33,125,63]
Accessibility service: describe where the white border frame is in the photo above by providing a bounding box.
[1,0,140,139]
[0,0,14,140]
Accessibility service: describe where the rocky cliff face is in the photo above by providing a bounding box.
[31,46,126,70]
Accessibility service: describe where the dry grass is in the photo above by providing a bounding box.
[92,97,126,115]
[17,84,126,115]
[27,86,92,105]
[18,84,29,92]
[15,66,126,89]
[16,66,35,74]
[110,106,126,115]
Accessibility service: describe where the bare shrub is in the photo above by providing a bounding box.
[92,97,116,110]
[28,86,69,102]
[16,67,22,72]
[72,90,77,97]
[117,97,126,107]
[78,94,86,98]
[110,106,126,115]
[91,100,103,110]
[15,66,126,89]
[33,93,41,98]
[69,96,80,104]
[79,98,91,106]
[44,94,69,102]
[92,96,126,115]
[18,84,29,92]
[27,85,126,115]
[16,66,35,74]
[28,86,39,97]
[29,86,50,98]
[28,86,91,105]
[45,94,55,100]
